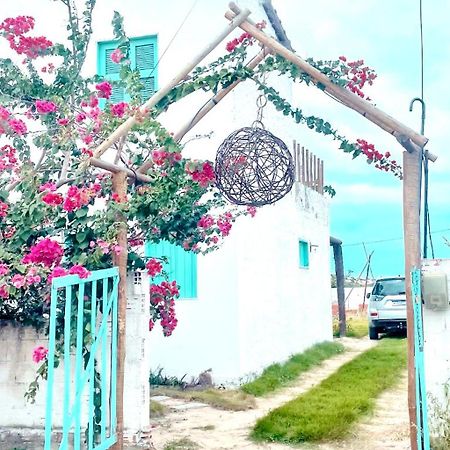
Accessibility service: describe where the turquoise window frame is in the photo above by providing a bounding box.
[97,34,158,106]
[299,240,310,269]
[145,241,198,299]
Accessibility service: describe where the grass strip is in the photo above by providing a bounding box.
[151,387,255,411]
[163,438,199,450]
[241,341,345,397]
[333,316,368,338]
[150,399,168,418]
[252,338,407,443]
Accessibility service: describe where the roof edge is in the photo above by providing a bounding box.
[262,0,294,51]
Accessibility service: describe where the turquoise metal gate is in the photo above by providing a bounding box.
[45,267,119,450]
[411,269,430,450]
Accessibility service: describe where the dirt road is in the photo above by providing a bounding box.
[150,338,409,450]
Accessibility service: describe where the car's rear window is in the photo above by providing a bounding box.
[372,279,405,296]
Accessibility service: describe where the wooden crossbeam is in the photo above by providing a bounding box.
[225,5,433,158]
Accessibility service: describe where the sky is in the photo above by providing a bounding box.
[272,0,450,278]
[1,0,449,278]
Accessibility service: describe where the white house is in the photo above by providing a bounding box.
[0,0,333,446]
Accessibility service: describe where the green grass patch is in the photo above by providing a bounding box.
[252,338,407,443]
[241,341,345,397]
[163,438,198,450]
[333,316,368,338]
[150,399,168,418]
[151,387,255,411]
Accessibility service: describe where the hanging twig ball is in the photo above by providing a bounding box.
[214,127,295,206]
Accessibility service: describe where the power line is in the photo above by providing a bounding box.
[148,0,199,80]
[343,228,450,247]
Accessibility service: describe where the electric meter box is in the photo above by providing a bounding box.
[422,271,449,311]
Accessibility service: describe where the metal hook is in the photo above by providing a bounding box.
[409,97,426,136]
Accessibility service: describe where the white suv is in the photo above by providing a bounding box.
[368,277,407,340]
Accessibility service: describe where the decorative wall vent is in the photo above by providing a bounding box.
[292,140,324,194]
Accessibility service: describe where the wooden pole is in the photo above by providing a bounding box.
[91,158,153,183]
[224,7,431,152]
[111,172,128,450]
[362,251,373,310]
[305,148,310,187]
[313,154,317,191]
[331,238,346,337]
[292,140,297,181]
[402,142,422,450]
[319,160,324,194]
[90,8,251,162]
[301,146,305,184]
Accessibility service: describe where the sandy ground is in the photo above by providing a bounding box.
[150,338,409,450]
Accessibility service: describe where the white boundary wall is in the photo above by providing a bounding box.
[422,259,450,436]
[0,272,150,446]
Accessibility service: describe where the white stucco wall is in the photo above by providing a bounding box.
[236,183,331,379]
[421,259,450,435]
[150,182,331,384]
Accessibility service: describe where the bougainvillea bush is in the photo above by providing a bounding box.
[0,5,257,340]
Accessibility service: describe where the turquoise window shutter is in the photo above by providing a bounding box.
[129,35,158,102]
[299,240,310,268]
[97,35,158,105]
[145,241,197,299]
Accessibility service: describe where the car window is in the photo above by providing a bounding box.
[372,279,405,296]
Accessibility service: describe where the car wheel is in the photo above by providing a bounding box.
[369,326,379,340]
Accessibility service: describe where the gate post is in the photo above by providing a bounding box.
[124,270,151,444]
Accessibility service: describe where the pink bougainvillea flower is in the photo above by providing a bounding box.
[39,182,57,192]
[47,266,69,284]
[146,258,163,277]
[57,118,69,126]
[95,81,112,99]
[197,215,215,229]
[11,274,26,288]
[89,96,99,108]
[75,112,86,123]
[247,206,257,217]
[0,264,9,276]
[0,16,35,36]
[8,118,27,135]
[68,265,90,279]
[0,106,11,120]
[26,267,41,285]
[111,102,128,118]
[111,192,126,203]
[42,192,63,206]
[217,215,232,237]
[0,144,17,170]
[110,48,124,64]
[22,238,63,267]
[186,161,215,188]
[32,345,48,363]
[0,201,8,218]
[0,284,9,299]
[35,99,57,114]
